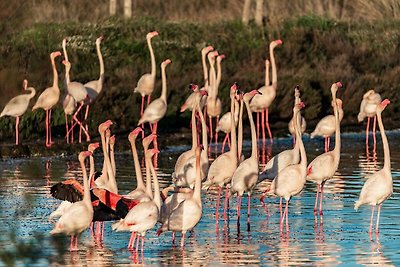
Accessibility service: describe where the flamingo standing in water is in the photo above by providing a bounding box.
[1,79,36,145]
[157,145,203,247]
[84,35,105,136]
[307,82,342,217]
[137,59,171,149]
[32,51,62,147]
[50,151,94,251]
[216,91,239,153]
[355,99,392,238]
[310,99,344,152]
[230,90,261,226]
[274,101,307,233]
[288,86,306,142]
[134,31,159,134]
[250,40,282,143]
[202,83,238,220]
[358,89,382,145]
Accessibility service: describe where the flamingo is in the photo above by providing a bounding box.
[216,96,239,154]
[32,51,62,147]
[112,148,161,252]
[157,145,204,247]
[62,94,76,144]
[137,59,171,149]
[307,82,343,216]
[358,89,382,145]
[84,35,105,135]
[62,60,91,143]
[310,98,343,152]
[230,89,261,225]
[134,31,159,131]
[202,83,238,220]
[250,39,282,143]
[236,89,245,161]
[0,79,36,145]
[288,86,306,141]
[355,99,392,237]
[273,101,307,232]
[50,151,94,251]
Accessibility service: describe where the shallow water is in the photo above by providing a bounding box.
[1,132,400,266]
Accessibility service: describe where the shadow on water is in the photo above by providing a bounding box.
[0,133,400,265]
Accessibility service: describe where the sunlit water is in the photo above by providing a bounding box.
[1,132,400,266]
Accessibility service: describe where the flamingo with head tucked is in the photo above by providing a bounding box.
[358,89,382,145]
[32,51,62,147]
[355,99,392,238]
[307,82,343,216]
[1,79,36,145]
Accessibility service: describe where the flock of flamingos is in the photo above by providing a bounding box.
[0,31,393,253]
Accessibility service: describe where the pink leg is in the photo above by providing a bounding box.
[70,235,74,251]
[375,204,381,234]
[152,122,158,150]
[172,232,176,244]
[215,116,219,148]
[216,186,221,221]
[280,200,288,232]
[327,136,330,152]
[49,109,54,145]
[67,102,90,142]
[180,232,186,247]
[369,205,375,236]
[209,116,213,145]
[265,108,273,143]
[280,197,283,220]
[141,236,145,254]
[65,114,69,144]
[223,186,230,220]
[256,112,260,140]
[227,134,231,149]
[237,194,242,221]
[70,117,74,143]
[285,202,289,233]
[15,116,20,145]
[128,232,136,249]
[261,108,266,143]
[140,96,145,137]
[373,116,377,145]
[247,194,251,226]
[314,184,320,214]
[135,235,140,253]
[366,117,370,145]
[319,183,325,215]
[324,138,328,152]
[45,110,49,147]
[221,134,228,153]
[84,104,90,141]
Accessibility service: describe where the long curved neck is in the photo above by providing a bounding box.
[105,135,118,193]
[64,66,71,85]
[265,60,270,86]
[191,106,198,149]
[294,109,307,174]
[270,45,278,86]
[97,41,105,85]
[244,99,257,159]
[197,106,208,150]
[62,41,69,62]
[332,95,341,161]
[100,132,108,179]
[131,139,145,190]
[208,60,216,97]
[110,144,116,177]
[89,154,95,184]
[238,99,244,159]
[148,37,156,78]
[377,111,391,172]
[80,159,91,205]
[202,53,209,88]
[216,60,222,91]
[27,88,36,98]
[160,64,167,101]
[51,56,59,89]
[192,151,202,203]
[148,156,161,210]
[144,150,152,198]
[229,95,237,158]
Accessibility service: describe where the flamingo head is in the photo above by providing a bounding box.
[78,151,93,162]
[51,51,62,58]
[208,51,218,61]
[331,81,342,95]
[96,35,104,44]
[162,59,172,66]
[217,54,226,61]
[147,31,159,39]
[380,99,390,110]
[335,82,343,88]
[235,88,244,101]
[142,134,157,149]
[271,39,283,48]
[62,60,71,68]
[243,90,261,102]
[22,79,28,90]
[62,38,68,46]
[202,45,214,56]
[98,120,113,133]
[296,101,305,110]
[128,127,143,142]
[105,129,111,139]
[110,135,116,146]
[200,90,208,97]
[88,142,100,152]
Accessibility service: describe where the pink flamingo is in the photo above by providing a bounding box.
[157,146,203,247]
[134,31,159,134]
[50,151,94,251]
[216,94,239,153]
[249,40,282,143]
[230,90,261,225]
[288,87,306,142]
[0,79,36,145]
[274,101,307,233]
[307,82,342,216]
[137,59,171,149]
[32,51,62,147]
[355,99,392,238]
[358,89,382,145]
[310,99,343,152]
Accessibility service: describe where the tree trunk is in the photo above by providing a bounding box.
[124,0,132,18]
[242,0,251,25]
[255,0,264,26]
[109,0,117,16]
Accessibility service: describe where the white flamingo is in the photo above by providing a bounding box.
[288,86,306,139]
[358,89,382,145]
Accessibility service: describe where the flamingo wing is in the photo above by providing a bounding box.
[50,179,83,202]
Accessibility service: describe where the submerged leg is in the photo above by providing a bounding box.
[314,184,320,214]
[366,117,370,145]
[265,108,273,143]
[375,204,381,234]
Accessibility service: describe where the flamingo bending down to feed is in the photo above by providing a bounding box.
[137,59,171,149]
[230,89,261,225]
[112,148,161,252]
[134,31,159,134]
[249,39,282,143]
[32,51,62,147]
[84,35,105,135]
[310,98,343,152]
[357,89,382,145]
[202,83,238,220]
[307,82,342,217]
[157,145,204,247]
[0,79,36,145]
[273,101,307,232]
[355,99,392,237]
[288,86,306,141]
[50,151,94,251]
[63,60,91,143]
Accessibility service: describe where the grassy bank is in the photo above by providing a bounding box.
[0,16,400,143]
